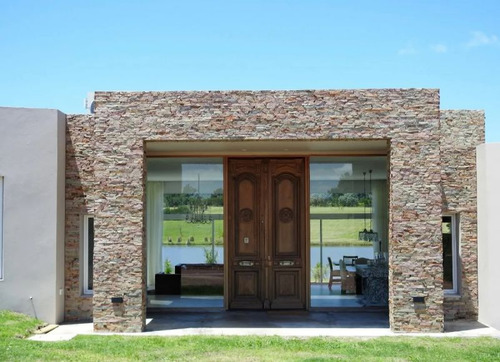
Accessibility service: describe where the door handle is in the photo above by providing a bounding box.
[279,260,295,266]
[239,260,255,267]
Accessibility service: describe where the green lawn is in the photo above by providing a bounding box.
[2,311,500,361]
[163,206,370,246]
[310,206,366,214]
[163,220,224,245]
[310,219,370,246]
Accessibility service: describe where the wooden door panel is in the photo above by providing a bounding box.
[229,270,263,309]
[271,270,304,309]
[268,159,305,309]
[235,175,259,256]
[273,175,300,256]
[234,271,259,296]
[228,158,306,310]
[228,159,265,309]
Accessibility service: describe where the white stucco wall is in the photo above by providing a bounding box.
[0,107,66,324]
[477,143,500,330]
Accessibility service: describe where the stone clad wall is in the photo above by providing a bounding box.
[440,110,484,320]
[66,89,448,332]
[65,114,95,320]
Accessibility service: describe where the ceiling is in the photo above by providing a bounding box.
[146,139,389,157]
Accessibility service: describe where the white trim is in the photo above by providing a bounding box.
[83,215,94,295]
[443,214,459,295]
[0,177,3,280]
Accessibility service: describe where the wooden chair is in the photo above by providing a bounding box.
[327,257,341,290]
[340,259,357,294]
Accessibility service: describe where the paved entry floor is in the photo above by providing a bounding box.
[148,294,224,309]
[145,310,389,333]
[310,284,365,308]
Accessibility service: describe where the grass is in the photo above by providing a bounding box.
[163,219,224,245]
[0,310,42,340]
[163,206,372,247]
[310,206,366,214]
[2,310,500,361]
[310,219,370,246]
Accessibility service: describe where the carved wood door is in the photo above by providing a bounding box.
[227,158,306,310]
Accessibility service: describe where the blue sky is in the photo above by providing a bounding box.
[1,1,499,141]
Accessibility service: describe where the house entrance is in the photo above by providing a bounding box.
[227,158,307,309]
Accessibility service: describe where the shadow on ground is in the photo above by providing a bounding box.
[145,311,390,331]
[444,320,490,333]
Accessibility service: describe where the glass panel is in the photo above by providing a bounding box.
[0,177,3,280]
[87,217,94,291]
[442,216,454,290]
[310,156,388,308]
[146,157,224,308]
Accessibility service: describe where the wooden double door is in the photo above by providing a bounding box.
[227,158,307,310]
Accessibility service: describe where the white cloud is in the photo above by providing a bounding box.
[466,31,499,48]
[398,43,417,55]
[431,44,448,53]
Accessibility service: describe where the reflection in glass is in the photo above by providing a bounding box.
[442,216,454,291]
[310,156,388,308]
[146,158,224,308]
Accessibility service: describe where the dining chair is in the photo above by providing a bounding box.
[327,257,341,290]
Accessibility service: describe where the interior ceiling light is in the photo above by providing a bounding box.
[359,170,378,242]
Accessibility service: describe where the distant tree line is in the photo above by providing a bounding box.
[310,190,371,208]
[164,186,223,214]
[310,171,372,208]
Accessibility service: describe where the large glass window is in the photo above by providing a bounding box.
[309,156,388,308]
[443,215,458,294]
[146,158,224,307]
[83,215,94,294]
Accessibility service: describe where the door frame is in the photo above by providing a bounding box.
[223,156,311,310]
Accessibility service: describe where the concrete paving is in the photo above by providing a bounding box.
[29,311,500,342]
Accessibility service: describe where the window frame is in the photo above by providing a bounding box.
[83,215,94,295]
[443,214,459,295]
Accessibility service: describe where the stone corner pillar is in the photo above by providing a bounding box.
[388,136,444,333]
[92,213,147,333]
[91,133,147,332]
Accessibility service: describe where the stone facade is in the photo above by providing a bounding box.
[65,114,94,320]
[440,110,485,320]
[64,89,484,333]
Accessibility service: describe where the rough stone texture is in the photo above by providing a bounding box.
[65,114,95,320]
[440,110,485,320]
[62,89,478,333]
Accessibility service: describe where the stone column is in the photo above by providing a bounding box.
[92,121,147,332]
[389,137,444,332]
